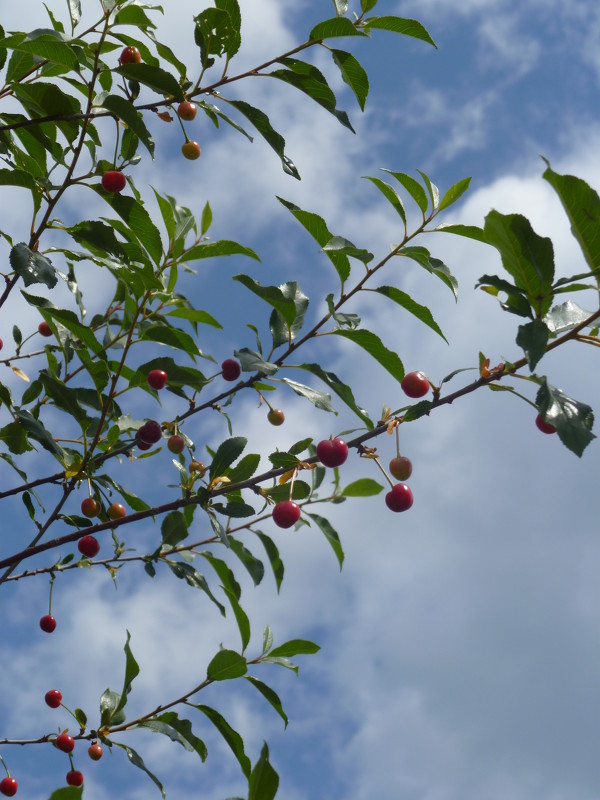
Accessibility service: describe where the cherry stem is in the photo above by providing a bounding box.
[395,425,401,458]
[288,467,298,501]
[372,457,395,490]
[0,754,9,777]
[48,574,55,614]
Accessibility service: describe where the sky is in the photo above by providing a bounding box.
[0,1,599,799]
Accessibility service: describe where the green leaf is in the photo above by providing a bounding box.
[244,676,288,727]
[233,275,297,325]
[438,176,471,211]
[113,631,139,719]
[94,190,163,266]
[332,329,404,382]
[280,377,336,412]
[99,688,124,727]
[115,63,184,100]
[297,363,372,427]
[364,15,437,47]
[138,712,207,760]
[544,300,594,334]
[277,197,351,282]
[47,788,83,800]
[382,169,429,214]
[323,235,373,263]
[180,240,259,262]
[516,319,550,370]
[210,436,247,478]
[268,639,320,658]
[228,537,264,586]
[15,409,64,460]
[399,247,459,300]
[269,451,301,469]
[372,285,448,342]
[0,167,37,191]
[235,347,278,376]
[226,453,261,483]
[342,478,384,497]
[536,380,595,457]
[167,562,226,615]
[542,163,600,271]
[255,531,284,591]
[434,223,486,242]
[96,94,154,156]
[306,512,344,569]
[248,743,279,800]
[227,99,299,178]
[161,511,189,546]
[362,176,406,227]
[10,243,57,288]
[206,649,248,681]
[265,480,311,503]
[331,49,368,110]
[309,17,367,40]
[483,210,555,315]
[112,742,165,798]
[195,704,251,778]
[0,421,32,454]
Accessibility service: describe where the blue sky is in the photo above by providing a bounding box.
[0,1,599,799]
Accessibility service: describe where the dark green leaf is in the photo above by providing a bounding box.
[15,409,64,459]
[167,562,226,615]
[210,436,247,478]
[372,285,448,342]
[516,319,550,370]
[269,451,301,469]
[244,676,288,727]
[281,377,336,412]
[48,789,83,800]
[264,480,311,503]
[226,453,261,483]
[180,240,259,262]
[255,531,284,591]
[235,347,279,376]
[309,17,367,40]
[0,167,37,191]
[10,243,57,288]
[298,363,372,427]
[233,275,297,325]
[248,742,279,800]
[323,235,373,263]
[268,639,320,658]
[306,512,344,569]
[138,712,207,759]
[364,15,437,47]
[536,379,595,457]
[362,176,406,226]
[342,478,383,497]
[331,49,368,110]
[227,99,298,178]
[161,511,188,546]
[382,169,429,214]
[114,631,139,718]
[195,704,251,777]
[115,63,184,100]
[332,329,404,382]
[228,537,264,586]
[206,649,248,681]
[434,223,486,242]
[438,176,471,211]
[96,94,155,156]
[112,742,165,798]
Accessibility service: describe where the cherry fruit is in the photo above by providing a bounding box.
[535,413,556,434]
[137,420,162,444]
[401,371,430,399]
[40,615,56,633]
[147,369,167,390]
[81,497,100,518]
[316,437,348,468]
[181,141,201,160]
[385,483,414,513]
[221,359,241,381]
[101,171,126,193]
[0,339,3,350]
[55,733,75,753]
[45,689,62,708]
[66,771,83,787]
[272,501,301,529]
[0,778,17,797]
[267,409,285,426]
[389,456,412,481]
[168,435,185,454]
[119,46,141,65]
[88,744,103,761]
[78,535,100,558]
[178,101,197,121]
[107,503,126,520]
[38,321,52,337]
[137,440,152,451]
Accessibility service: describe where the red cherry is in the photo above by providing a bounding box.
[39,615,56,633]
[167,435,185,454]
[316,437,348,468]
[0,339,3,350]
[401,371,430,399]
[385,483,414,512]
[272,501,301,529]
[267,409,285,426]
[107,503,126,520]
[78,535,100,558]
[137,439,152,451]
[0,778,17,797]
[101,171,126,193]
[55,733,75,753]
[181,141,201,160]
[81,497,100,518]
[221,359,241,381]
[88,743,103,761]
[389,456,412,481]
[177,101,197,121]
[38,321,52,337]
[45,689,62,708]
[66,770,83,787]
[88,744,103,761]
[137,420,162,444]
[535,413,556,434]
[147,369,167,390]
[119,46,141,65]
